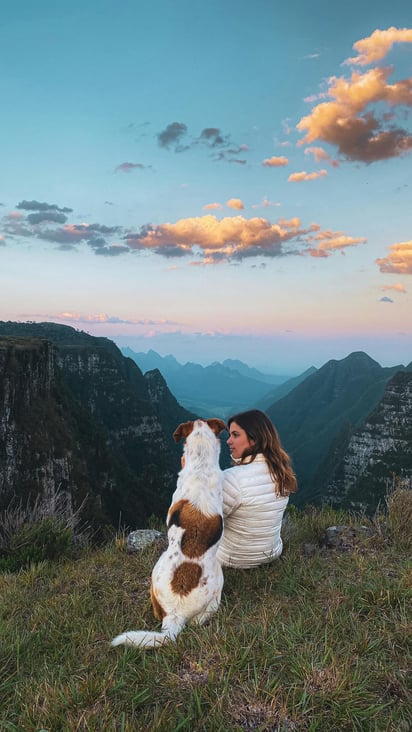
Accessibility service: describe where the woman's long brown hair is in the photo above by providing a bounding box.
[228,409,297,496]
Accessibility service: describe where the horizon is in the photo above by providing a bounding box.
[1,1,411,369]
[113,332,411,376]
[2,319,410,376]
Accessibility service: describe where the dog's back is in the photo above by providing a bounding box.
[171,418,224,516]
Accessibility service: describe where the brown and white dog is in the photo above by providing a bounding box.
[111,418,227,649]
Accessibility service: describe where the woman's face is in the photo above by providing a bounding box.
[227,421,254,460]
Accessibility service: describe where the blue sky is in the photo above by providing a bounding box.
[1,0,411,374]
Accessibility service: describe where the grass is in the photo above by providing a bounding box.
[0,491,411,731]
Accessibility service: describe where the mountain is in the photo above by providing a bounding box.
[0,322,195,531]
[315,369,412,512]
[220,359,288,385]
[121,348,182,377]
[3,326,408,521]
[122,347,287,418]
[171,362,277,417]
[267,351,406,507]
[255,366,318,410]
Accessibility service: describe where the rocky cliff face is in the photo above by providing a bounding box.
[1,337,58,498]
[320,371,412,512]
[0,336,111,526]
[0,323,194,530]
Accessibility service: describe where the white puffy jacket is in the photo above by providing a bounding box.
[216,454,289,569]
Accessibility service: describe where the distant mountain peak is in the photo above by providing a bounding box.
[344,351,382,366]
[321,351,383,375]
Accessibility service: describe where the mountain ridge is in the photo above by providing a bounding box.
[267,350,407,507]
[122,346,293,418]
[1,323,410,518]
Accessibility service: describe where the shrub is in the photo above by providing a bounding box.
[386,485,412,552]
[0,517,74,572]
[0,486,90,572]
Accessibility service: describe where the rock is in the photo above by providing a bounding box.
[126,529,164,553]
[320,524,374,551]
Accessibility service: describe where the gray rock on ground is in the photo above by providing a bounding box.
[126,529,164,553]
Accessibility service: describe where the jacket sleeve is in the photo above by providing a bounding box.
[222,469,242,517]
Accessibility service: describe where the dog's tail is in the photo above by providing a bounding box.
[111,616,186,650]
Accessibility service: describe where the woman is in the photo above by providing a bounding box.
[216,409,297,569]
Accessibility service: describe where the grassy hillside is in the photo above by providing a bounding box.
[1,492,411,731]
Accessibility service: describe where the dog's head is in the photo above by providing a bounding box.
[173,418,227,443]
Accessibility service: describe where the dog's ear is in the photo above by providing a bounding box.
[206,418,228,436]
[173,421,194,443]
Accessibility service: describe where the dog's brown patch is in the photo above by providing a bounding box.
[167,499,223,558]
[150,582,166,620]
[205,418,227,436]
[173,421,196,443]
[170,561,202,596]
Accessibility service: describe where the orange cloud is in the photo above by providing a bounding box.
[297,43,412,163]
[262,156,289,167]
[345,27,412,66]
[304,146,339,167]
[278,217,301,228]
[376,241,412,274]
[226,198,244,210]
[288,169,327,182]
[306,230,367,257]
[127,215,301,261]
[308,249,329,258]
[203,202,223,210]
[316,234,366,251]
[381,283,407,293]
[125,214,365,264]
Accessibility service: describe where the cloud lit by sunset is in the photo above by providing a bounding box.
[226,198,245,210]
[125,215,305,261]
[122,214,367,264]
[345,26,412,66]
[297,26,412,163]
[288,170,328,182]
[304,147,339,167]
[262,156,289,167]
[381,283,407,293]
[203,202,223,210]
[376,241,412,274]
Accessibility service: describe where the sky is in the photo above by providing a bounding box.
[1,0,411,375]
